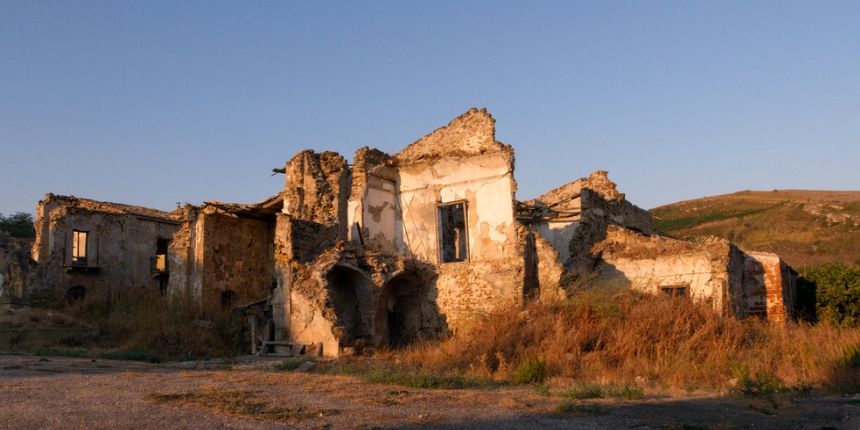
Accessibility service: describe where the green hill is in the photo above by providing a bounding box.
[651,190,860,269]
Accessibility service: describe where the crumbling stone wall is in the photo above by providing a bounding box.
[32,194,179,302]
[283,247,444,356]
[167,205,203,302]
[168,203,277,311]
[283,150,349,238]
[394,108,525,328]
[743,252,797,322]
[199,212,274,310]
[523,172,653,268]
[591,226,740,314]
[0,233,35,302]
[347,147,401,254]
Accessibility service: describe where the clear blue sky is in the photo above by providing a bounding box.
[2,1,859,215]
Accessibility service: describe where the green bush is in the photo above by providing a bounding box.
[0,212,34,238]
[513,357,547,384]
[806,263,860,327]
[559,382,604,399]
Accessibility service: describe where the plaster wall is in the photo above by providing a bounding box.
[34,198,178,300]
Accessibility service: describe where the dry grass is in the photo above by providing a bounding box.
[67,288,243,360]
[146,389,330,423]
[388,289,860,393]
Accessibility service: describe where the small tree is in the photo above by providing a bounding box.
[806,262,860,327]
[0,212,35,238]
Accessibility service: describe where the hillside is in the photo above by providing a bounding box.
[651,190,860,269]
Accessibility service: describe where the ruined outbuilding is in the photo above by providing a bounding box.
[14,108,798,356]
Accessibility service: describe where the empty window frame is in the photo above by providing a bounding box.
[660,285,688,298]
[154,238,170,273]
[71,230,88,266]
[438,202,468,263]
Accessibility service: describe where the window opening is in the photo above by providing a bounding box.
[71,230,88,266]
[438,202,468,263]
[661,285,688,298]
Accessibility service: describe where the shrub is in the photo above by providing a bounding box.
[806,263,860,327]
[513,357,547,384]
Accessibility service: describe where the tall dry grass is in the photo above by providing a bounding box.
[68,288,243,359]
[393,288,860,392]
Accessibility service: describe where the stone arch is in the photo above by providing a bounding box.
[66,285,87,303]
[374,271,438,347]
[325,265,374,347]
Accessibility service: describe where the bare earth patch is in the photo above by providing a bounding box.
[0,354,857,430]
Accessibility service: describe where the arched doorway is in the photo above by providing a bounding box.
[375,273,432,347]
[326,265,373,346]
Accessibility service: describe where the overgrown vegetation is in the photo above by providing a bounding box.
[0,212,34,238]
[66,288,243,359]
[803,262,860,327]
[381,289,860,393]
[559,382,644,400]
[317,361,502,389]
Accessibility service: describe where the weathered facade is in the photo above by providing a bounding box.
[29,194,180,302]
[13,108,798,357]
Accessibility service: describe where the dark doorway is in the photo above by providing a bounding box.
[66,286,87,303]
[376,273,429,347]
[220,290,237,308]
[326,266,373,345]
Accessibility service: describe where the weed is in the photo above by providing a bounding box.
[319,362,500,390]
[559,383,604,399]
[735,370,786,397]
[838,345,860,368]
[555,401,604,415]
[532,384,550,397]
[513,357,546,384]
[31,348,87,358]
[607,384,645,400]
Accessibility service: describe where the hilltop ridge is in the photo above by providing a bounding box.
[651,190,860,268]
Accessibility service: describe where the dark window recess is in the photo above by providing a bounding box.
[220,290,237,308]
[661,286,688,298]
[66,286,87,302]
[439,202,468,263]
[71,230,88,266]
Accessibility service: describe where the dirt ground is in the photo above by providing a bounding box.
[0,354,857,430]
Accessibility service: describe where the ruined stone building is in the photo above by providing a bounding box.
[6,108,797,356]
